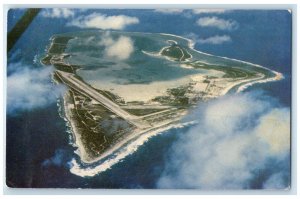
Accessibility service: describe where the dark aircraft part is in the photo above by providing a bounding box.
[7,8,41,52]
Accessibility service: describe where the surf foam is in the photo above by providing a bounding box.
[69,121,196,177]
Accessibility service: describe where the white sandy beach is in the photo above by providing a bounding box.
[60,32,284,177]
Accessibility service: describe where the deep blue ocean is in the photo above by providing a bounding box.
[6,9,291,188]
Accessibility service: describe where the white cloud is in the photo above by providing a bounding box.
[68,13,139,30]
[198,35,231,44]
[7,63,65,115]
[98,32,134,60]
[184,32,198,45]
[196,16,238,30]
[157,92,290,189]
[105,36,134,60]
[192,9,227,14]
[185,33,231,45]
[263,173,289,189]
[255,108,290,156]
[154,9,184,14]
[42,149,67,167]
[41,8,75,18]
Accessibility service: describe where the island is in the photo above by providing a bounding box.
[41,30,283,164]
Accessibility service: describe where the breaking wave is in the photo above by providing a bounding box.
[69,121,196,177]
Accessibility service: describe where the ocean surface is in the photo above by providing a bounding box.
[6,9,291,188]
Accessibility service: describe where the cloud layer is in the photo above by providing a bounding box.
[186,33,231,45]
[68,13,139,30]
[157,92,290,189]
[154,9,184,14]
[154,9,228,15]
[42,149,68,167]
[198,35,231,44]
[197,16,238,30]
[41,8,75,18]
[7,63,65,115]
[192,9,227,14]
[98,32,135,60]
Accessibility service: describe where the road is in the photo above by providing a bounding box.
[55,71,151,129]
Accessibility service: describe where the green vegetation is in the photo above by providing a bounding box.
[152,85,192,107]
[124,108,167,116]
[41,31,278,162]
[94,89,125,105]
[190,62,258,79]
[53,63,77,73]
[161,44,192,61]
[41,54,52,65]
[52,36,74,44]
[203,79,210,83]
[67,90,135,159]
[41,36,77,75]
[127,101,145,105]
[48,44,68,54]
[47,36,73,54]
[142,108,183,124]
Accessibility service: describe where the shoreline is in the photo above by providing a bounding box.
[152,32,284,95]
[62,92,93,163]
[65,66,282,176]
[68,114,185,164]
[63,70,281,167]
[50,30,284,176]
[221,71,283,96]
[160,32,284,83]
[69,120,197,177]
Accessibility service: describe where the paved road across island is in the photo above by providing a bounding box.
[55,71,152,129]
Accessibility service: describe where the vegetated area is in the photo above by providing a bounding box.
[161,44,192,61]
[189,61,259,79]
[41,36,73,65]
[40,33,277,161]
[123,108,168,116]
[159,41,271,80]
[65,89,135,160]
[152,85,193,107]
[94,88,126,105]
